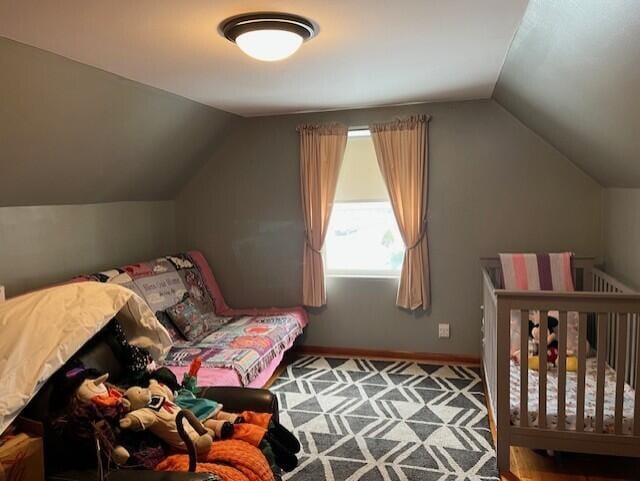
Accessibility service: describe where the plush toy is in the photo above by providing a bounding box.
[120,379,213,455]
[76,373,129,408]
[73,372,132,465]
[49,367,140,468]
[527,316,578,371]
[175,357,301,472]
[177,357,236,439]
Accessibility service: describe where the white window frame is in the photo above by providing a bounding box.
[324,128,404,279]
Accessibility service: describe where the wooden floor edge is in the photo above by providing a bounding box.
[293,345,481,364]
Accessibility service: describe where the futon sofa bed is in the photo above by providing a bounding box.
[72,251,307,388]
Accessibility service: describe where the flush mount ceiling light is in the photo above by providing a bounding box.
[220,12,316,62]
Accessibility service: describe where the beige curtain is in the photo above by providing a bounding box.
[298,123,348,307]
[370,115,430,310]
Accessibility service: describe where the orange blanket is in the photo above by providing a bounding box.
[230,411,272,446]
[156,439,275,481]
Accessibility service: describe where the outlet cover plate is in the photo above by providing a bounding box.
[438,323,450,339]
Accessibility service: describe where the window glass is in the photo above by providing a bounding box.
[325,131,403,277]
[325,201,403,277]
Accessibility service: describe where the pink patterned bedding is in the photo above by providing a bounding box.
[163,313,304,386]
[72,251,307,386]
[169,346,289,388]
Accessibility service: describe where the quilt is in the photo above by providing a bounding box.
[163,314,304,386]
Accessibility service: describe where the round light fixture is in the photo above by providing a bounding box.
[220,12,316,62]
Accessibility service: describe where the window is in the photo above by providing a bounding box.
[325,130,404,277]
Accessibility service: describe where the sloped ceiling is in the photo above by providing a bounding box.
[0,37,237,206]
[494,0,640,187]
[0,0,528,116]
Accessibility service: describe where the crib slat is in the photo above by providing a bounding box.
[520,310,529,428]
[632,314,638,387]
[634,314,640,436]
[615,314,628,434]
[557,311,567,430]
[595,313,607,433]
[538,311,548,429]
[627,315,635,386]
[576,312,587,432]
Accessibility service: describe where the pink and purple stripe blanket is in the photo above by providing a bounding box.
[499,252,574,291]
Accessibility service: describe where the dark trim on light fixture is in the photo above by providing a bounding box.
[220,12,316,44]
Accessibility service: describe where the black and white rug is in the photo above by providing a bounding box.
[269,356,499,481]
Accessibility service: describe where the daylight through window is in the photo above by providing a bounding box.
[325,130,403,277]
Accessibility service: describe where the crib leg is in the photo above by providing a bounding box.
[497,438,510,473]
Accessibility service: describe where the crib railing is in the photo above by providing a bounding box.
[481,260,640,471]
[480,256,599,415]
[512,307,640,434]
[592,268,639,387]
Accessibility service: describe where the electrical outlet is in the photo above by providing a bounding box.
[0,285,4,303]
[438,323,450,339]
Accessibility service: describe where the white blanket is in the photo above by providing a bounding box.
[0,282,172,434]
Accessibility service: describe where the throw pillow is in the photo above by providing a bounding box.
[166,296,232,342]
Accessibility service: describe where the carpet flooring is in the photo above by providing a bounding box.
[269,356,499,481]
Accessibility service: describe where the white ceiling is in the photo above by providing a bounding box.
[0,0,528,116]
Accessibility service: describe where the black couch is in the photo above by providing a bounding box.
[21,324,280,481]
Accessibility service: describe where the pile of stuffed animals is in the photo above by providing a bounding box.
[49,356,300,476]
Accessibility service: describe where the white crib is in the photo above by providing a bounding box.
[481,256,640,473]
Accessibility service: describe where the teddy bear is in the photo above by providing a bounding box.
[119,379,213,455]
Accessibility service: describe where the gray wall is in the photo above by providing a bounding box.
[176,99,603,356]
[494,0,640,187]
[603,189,640,289]
[0,36,236,206]
[0,201,176,297]
[494,0,640,335]
[0,37,233,297]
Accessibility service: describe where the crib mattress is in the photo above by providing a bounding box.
[510,358,636,434]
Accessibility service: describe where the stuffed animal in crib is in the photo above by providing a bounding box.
[528,316,578,371]
[119,379,213,455]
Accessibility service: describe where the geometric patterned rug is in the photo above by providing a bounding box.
[270,356,499,481]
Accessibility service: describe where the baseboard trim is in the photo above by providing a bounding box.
[293,345,480,365]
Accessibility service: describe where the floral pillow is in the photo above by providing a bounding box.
[166,296,232,342]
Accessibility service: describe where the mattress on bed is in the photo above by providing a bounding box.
[162,313,304,387]
[510,358,636,434]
